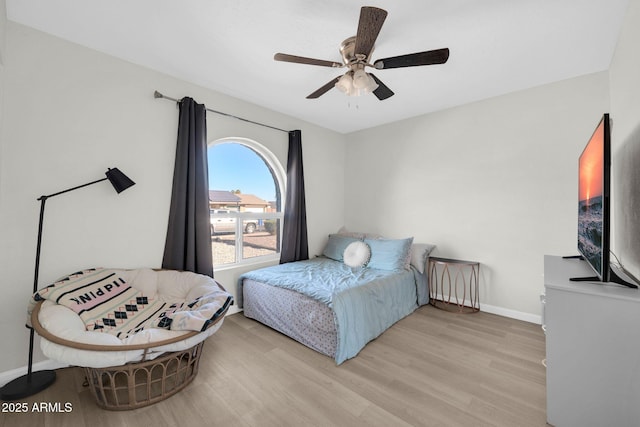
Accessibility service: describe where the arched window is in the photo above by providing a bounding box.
[208,138,285,268]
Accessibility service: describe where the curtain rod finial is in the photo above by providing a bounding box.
[154,90,163,99]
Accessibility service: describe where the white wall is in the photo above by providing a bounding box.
[0,0,5,197]
[344,72,610,318]
[0,22,345,373]
[0,0,5,64]
[610,0,640,281]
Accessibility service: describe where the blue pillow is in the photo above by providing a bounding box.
[322,234,361,261]
[365,237,414,271]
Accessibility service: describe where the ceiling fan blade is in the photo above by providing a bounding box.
[306,77,341,99]
[374,48,450,69]
[369,73,394,100]
[354,7,388,59]
[274,53,343,68]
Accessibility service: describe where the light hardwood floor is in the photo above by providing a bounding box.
[1,306,547,426]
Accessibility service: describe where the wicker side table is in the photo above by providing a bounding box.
[428,256,480,313]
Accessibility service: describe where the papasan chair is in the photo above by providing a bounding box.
[28,267,233,410]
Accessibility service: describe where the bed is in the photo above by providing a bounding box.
[238,232,434,364]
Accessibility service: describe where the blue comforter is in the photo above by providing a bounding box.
[238,257,427,364]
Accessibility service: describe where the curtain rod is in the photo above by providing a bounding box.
[154,90,289,134]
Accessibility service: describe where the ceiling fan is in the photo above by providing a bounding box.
[274,6,449,100]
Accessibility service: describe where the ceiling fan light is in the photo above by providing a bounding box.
[365,74,379,92]
[352,70,378,94]
[335,74,354,94]
[352,69,369,89]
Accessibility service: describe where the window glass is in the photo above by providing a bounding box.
[208,139,285,268]
[242,218,281,261]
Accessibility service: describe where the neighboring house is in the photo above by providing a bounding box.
[209,190,269,213]
[236,193,270,213]
[209,190,240,210]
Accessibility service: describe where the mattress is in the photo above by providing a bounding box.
[243,279,337,357]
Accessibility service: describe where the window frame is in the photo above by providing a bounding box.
[208,137,286,270]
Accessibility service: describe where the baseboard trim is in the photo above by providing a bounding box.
[430,293,541,325]
[0,359,69,388]
[226,304,241,316]
[479,302,541,324]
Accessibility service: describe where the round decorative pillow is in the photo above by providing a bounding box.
[343,241,371,268]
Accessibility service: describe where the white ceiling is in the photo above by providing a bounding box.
[5,0,630,134]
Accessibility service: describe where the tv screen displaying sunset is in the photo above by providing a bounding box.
[577,120,605,276]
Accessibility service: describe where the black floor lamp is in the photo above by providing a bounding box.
[0,167,135,401]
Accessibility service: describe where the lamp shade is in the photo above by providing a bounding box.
[105,168,135,193]
[335,73,354,95]
[352,70,379,93]
[335,70,378,97]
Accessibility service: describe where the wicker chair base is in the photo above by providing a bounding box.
[84,341,204,410]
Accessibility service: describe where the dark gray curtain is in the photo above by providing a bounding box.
[162,97,214,277]
[280,130,309,263]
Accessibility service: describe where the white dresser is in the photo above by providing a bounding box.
[544,255,640,427]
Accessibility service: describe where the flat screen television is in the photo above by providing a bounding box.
[571,113,637,288]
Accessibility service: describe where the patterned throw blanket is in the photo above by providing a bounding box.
[29,268,232,339]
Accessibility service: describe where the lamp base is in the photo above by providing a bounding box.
[0,370,56,401]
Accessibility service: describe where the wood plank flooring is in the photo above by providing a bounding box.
[1,306,548,426]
